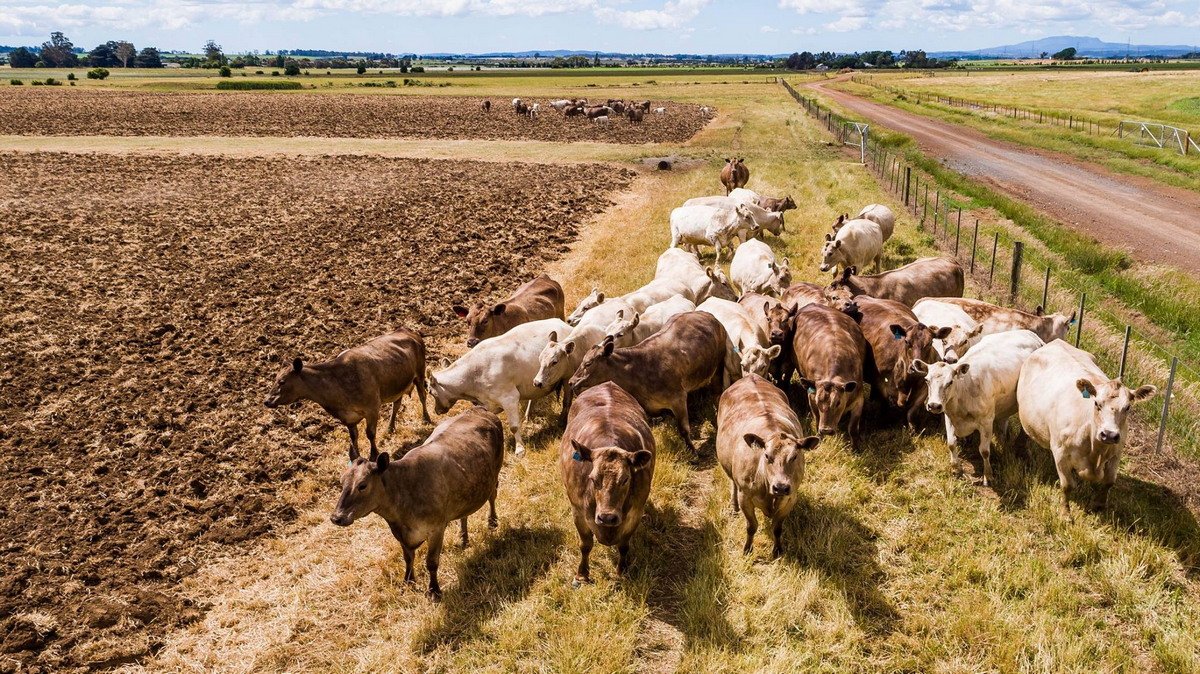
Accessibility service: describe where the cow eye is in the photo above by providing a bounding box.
[357,483,367,492]
[550,359,558,366]
[765,455,774,464]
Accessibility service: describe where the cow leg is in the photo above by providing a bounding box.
[771,516,785,559]
[488,492,499,529]
[978,415,996,487]
[669,399,698,456]
[1090,455,1121,512]
[573,513,594,585]
[617,540,632,575]
[388,400,401,434]
[730,482,740,512]
[944,415,961,476]
[741,500,758,554]
[459,517,469,547]
[346,422,362,461]
[499,391,525,455]
[400,542,417,585]
[1051,444,1076,512]
[415,377,432,423]
[848,396,865,448]
[906,389,927,430]
[425,528,445,601]
[365,411,380,460]
[558,386,574,428]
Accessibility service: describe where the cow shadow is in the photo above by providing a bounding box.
[782,499,899,636]
[1105,474,1200,579]
[414,525,563,653]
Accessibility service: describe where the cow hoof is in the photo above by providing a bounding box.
[427,588,443,602]
[572,575,592,588]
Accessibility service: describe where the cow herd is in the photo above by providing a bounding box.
[263,169,1160,600]
[481,96,697,125]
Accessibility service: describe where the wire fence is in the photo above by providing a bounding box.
[782,78,1200,460]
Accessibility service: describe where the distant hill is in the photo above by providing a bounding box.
[933,35,1198,59]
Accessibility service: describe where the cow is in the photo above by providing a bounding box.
[618,277,695,313]
[654,248,739,303]
[549,99,573,112]
[793,304,867,444]
[700,106,712,115]
[627,107,644,124]
[533,325,607,426]
[426,318,571,455]
[913,330,1044,486]
[697,297,778,381]
[264,329,430,461]
[566,289,637,330]
[559,382,655,584]
[453,274,565,348]
[833,204,895,242]
[584,105,614,119]
[727,188,797,215]
[680,197,785,243]
[740,293,796,385]
[669,203,760,262]
[913,299,983,363]
[592,115,610,126]
[481,100,491,113]
[1017,339,1157,511]
[329,406,503,600]
[634,100,651,111]
[819,219,883,274]
[826,257,965,307]
[604,296,695,348]
[933,298,1075,344]
[514,101,530,117]
[564,105,584,118]
[720,158,750,195]
[781,281,829,312]
[511,97,521,112]
[730,239,791,297]
[851,296,950,427]
[717,374,821,557]
[568,312,727,456]
[652,107,666,114]
[606,99,626,114]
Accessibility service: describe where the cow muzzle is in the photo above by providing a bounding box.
[263,398,279,409]
[329,511,354,527]
[770,482,792,496]
[595,512,620,526]
[1098,430,1121,445]
[926,402,944,414]
[817,427,836,436]
[466,338,480,348]
[818,264,830,272]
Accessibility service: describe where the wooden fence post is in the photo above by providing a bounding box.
[1010,242,1024,303]
[1156,357,1178,454]
[970,220,980,273]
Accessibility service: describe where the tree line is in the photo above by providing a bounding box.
[783,49,958,70]
[6,32,162,68]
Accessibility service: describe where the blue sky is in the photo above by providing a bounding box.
[1,0,1197,54]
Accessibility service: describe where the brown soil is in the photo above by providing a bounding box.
[0,152,634,672]
[0,90,710,145]
[808,78,1200,276]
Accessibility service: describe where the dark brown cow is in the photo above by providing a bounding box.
[720,158,749,195]
[264,329,430,460]
[584,105,614,119]
[792,304,867,444]
[329,406,503,600]
[826,257,964,307]
[851,296,949,426]
[481,100,491,113]
[606,99,627,114]
[564,105,584,117]
[739,292,796,386]
[717,374,820,557]
[453,274,565,348]
[568,311,727,455]
[626,107,644,123]
[756,195,797,213]
[559,382,655,584]
[514,101,530,117]
[634,100,652,111]
[781,281,828,312]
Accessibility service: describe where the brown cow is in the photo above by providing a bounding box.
[793,304,867,444]
[720,158,749,195]
[781,281,828,312]
[739,293,796,386]
[481,100,491,113]
[264,329,430,460]
[559,382,655,584]
[756,195,797,212]
[851,296,949,426]
[329,406,503,600]
[934,297,1075,344]
[717,374,820,557]
[826,257,964,307]
[568,312,727,456]
[626,107,644,124]
[584,105,614,119]
[633,100,652,111]
[564,105,584,117]
[453,274,565,348]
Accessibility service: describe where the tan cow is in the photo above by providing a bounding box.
[559,382,655,584]
[329,406,504,600]
[717,374,820,557]
[793,304,867,444]
[934,297,1075,344]
[826,257,964,307]
[720,158,749,195]
[264,328,430,461]
[453,274,565,348]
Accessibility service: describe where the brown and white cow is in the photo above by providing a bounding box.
[934,297,1075,344]
[850,296,949,426]
[453,274,565,348]
[739,293,797,386]
[329,406,504,600]
[559,382,655,584]
[720,158,749,195]
[826,257,964,307]
[793,304,867,444]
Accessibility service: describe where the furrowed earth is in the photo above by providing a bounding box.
[0,151,634,671]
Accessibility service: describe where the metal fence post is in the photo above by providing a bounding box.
[1118,326,1132,379]
[970,220,980,273]
[988,232,999,285]
[1010,241,1024,303]
[1075,293,1086,347]
[904,167,911,206]
[1041,265,1051,310]
[954,208,962,255]
[1156,357,1178,454]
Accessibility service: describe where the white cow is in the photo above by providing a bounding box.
[619,277,695,313]
[730,239,792,297]
[604,296,695,348]
[549,99,572,112]
[1017,339,1157,511]
[593,115,610,125]
[680,197,785,240]
[426,318,571,455]
[913,299,984,363]
[854,204,896,241]
[653,107,665,114]
[532,324,607,426]
[573,295,637,331]
[700,106,712,115]
[669,203,760,262]
[913,330,1045,486]
[938,298,1075,344]
[697,297,778,382]
[654,248,739,303]
[818,218,882,274]
[511,98,521,112]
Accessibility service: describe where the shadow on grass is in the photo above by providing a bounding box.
[414,525,563,653]
[1106,474,1200,578]
[783,499,899,636]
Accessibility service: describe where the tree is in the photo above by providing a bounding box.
[87,42,119,68]
[356,62,366,74]
[40,31,79,67]
[219,65,231,77]
[203,40,225,65]
[8,47,36,68]
[134,47,162,68]
[115,41,135,68]
[593,53,600,67]
[273,54,285,68]
[1039,51,1049,59]
[284,63,300,76]
[1052,47,1076,60]
[902,49,929,68]
[87,68,110,80]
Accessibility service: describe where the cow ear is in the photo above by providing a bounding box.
[292,358,303,374]
[570,440,592,462]
[1132,385,1157,402]
[762,301,771,316]
[788,304,799,318]
[1068,310,1077,325]
[629,450,653,470]
[743,433,766,450]
[595,292,605,304]
[842,381,858,393]
[799,377,816,393]
[492,303,507,315]
[1076,378,1097,399]
[968,324,984,338]
[798,436,821,450]
[1035,305,1045,316]
[564,340,576,354]
[834,240,842,248]
[548,331,558,343]
[932,326,953,339]
[765,344,782,359]
[373,452,390,473]
[630,312,641,328]
[889,324,907,340]
[781,257,789,268]
[824,233,832,242]
[954,363,971,376]
[452,305,469,318]
[439,356,452,369]
[615,309,624,320]
[910,359,929,375]
[602,340,615,357]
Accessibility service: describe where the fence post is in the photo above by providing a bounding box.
[955,208,962,255]
[988,232,999,285]
[1118,326,1132,379]
[1041,265,1051,310]
[970,220,979,273]
[1074,293,1086,347]
[1010,241,1024,303]
[904,167,911,206]
[934,190,940,214]
[1156,357,1178,454]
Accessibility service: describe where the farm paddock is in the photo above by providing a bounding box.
[0,90,710,144]
[0,151,633,670]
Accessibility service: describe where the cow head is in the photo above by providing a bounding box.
[825,266,857,303]
[567,288,604,326]
[264,357,307,409]
[781,196,797,211]
[768,258,792,295]
[453,301,508,348]
[765,301,798,345]
[913,359,962,415]
[330,453,392,526]
[568,336,617,394]
[744,432,819,497]
[799,377,859,436]
[425,364,458,415]
[1076,378,1156,445]
[534,330,576,389]
[936,323,983,364]
[831,213,849,235]
[1036,305,1077,342]
[571,440,652,543]
[704,266,739,301]
[889,322,949,407]
[818,234,844,273]
[740,344,782,378]
[604,310,640,346]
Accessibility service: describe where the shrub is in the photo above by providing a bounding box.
[10,79,23,86]
[255,70,264,74]
[410,66,424,73]
[67,72,76,81]
[271,70,280,76]
[356,64,366,74]
[31,80,44,86]
[86,68,109,80]
[44,77,61,86]
[219,66,231,77]
[284,64,300,76]
[215,80,303,90]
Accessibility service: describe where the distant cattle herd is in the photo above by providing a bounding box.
[264,153,1158,600]
[476,96,709,126]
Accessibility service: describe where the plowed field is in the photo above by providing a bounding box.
[0,90,710,144]
[0,152,634,671]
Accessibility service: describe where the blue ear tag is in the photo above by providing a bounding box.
[893,333,903,340]
[807,387,816,394]
[1081,389,1091,399]
[572,451,583,462]
[1070,318,1077,325]
[733,345,741,354]
[348,460,353,466]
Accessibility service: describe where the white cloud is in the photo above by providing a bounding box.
[824,15,867,31]
[760,24,779,32]
[594,0,710,30]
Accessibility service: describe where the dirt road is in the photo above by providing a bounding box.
[808,78,1200,275]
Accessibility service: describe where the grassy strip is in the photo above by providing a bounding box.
[215,80,303,90]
